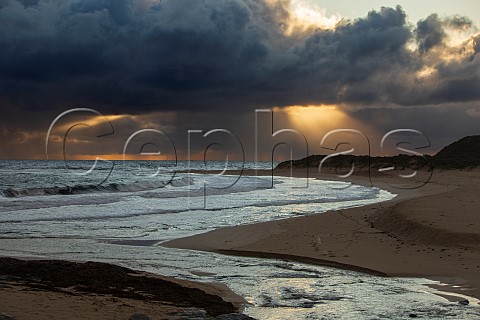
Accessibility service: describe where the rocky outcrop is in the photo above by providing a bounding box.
[0,257,237,318]
[0,312,16,320]
[128,313,150,320]
[214,313,257,320]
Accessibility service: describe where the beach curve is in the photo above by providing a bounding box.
[163,168,480,302]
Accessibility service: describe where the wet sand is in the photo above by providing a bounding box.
[0,257,246,320]
[164,168,480,301]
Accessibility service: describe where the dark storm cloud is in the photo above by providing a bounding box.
[348,102,480,155]
[0,0,276,111]
[416,14,446,54]
[447,15,473,30]
[416,14,474,54]
[0,0,479,114]
[285,6,413,105]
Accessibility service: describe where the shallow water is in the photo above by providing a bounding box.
[0,160,478,319]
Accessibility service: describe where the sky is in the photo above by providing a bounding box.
[304,0,480,26]
[0,0,479,161]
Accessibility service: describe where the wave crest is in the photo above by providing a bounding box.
[1,177,194,198]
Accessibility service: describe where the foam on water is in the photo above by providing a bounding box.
[0,160,479,319]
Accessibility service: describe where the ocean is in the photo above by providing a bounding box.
[0,160,479,319]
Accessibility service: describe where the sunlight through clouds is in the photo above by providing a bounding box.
[290,0,341,30]
[265,0,341,35]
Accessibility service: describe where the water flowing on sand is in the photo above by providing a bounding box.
[1,160,479,319]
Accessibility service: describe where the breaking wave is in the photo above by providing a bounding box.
[1,176,194,198]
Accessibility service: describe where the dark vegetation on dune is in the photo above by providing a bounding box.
[433,136,480,169]
[276,136,480,170]
[0,257,237,317]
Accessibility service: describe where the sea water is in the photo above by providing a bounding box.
[0,160,478,319]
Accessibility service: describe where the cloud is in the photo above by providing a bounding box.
[0,0,479,116]
[472,34,480,61]
[416,14,446,54]
[416,13,476,54]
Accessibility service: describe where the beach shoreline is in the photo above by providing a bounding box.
[2,167,480,319]
[164,168,480,303]
[0,257,246,320]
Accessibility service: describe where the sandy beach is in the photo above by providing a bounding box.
[164,168,480,302]
[0,257,247,320]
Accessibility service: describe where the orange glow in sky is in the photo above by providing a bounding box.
[276,104,345,126]
[273,104,377,156]
[66,154,170,161]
